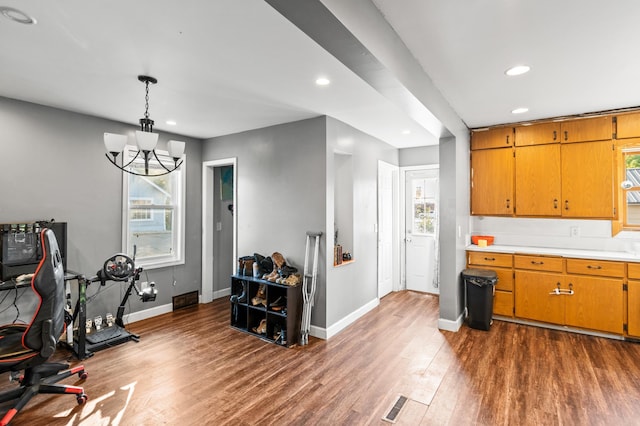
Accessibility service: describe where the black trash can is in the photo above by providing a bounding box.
[462,268,498,330]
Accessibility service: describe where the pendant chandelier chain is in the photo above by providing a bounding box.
[144,80,150,120]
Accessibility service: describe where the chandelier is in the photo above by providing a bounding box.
[104,75,185,176]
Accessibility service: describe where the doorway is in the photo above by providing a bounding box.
[377,161,399,298]
[202,158,237,303]
[403,167,439,294]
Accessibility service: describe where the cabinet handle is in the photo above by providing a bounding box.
[549,282,575,295]
[506,199,510,209]
[531,260,544,265]
[553,199,558,209]
[484,257,495,261]
[565,200,569,210]
[553,130,557,141]
[506,135,510,145]
[587,265,602,270]
[564,130,568,141]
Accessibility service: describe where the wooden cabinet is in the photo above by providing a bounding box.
[515,144,562,216]
[515,122,561,146]
[515,270,565,324]
[627,263,640,337]
[514,116,611,146]
[559,116,612,143]
[515,140,615,218]
[467,251,513,317]
[513,255,623,334]
[471,127,514,150]
[615,112,640,139]
[561,141,615,218]
[230,275,302,347]
[471,148,514,215]
[564,274,623,334]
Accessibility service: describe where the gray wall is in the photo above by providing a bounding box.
[0,96,203,322]
[325,117,398,327]
[202,116,328,324]
[399,145,439,167]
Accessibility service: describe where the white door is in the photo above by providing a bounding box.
[378,161,397,298]
[405,169,439,294]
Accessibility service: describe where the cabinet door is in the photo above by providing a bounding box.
[471,148,514,215]
[564,275,623,334]
[494,290,513,317]
[560,116,612,143]
[616,112,640,139]
[515,144,561,216]
[471,127,514,150]
[515,271,565,324]
[515,122,560,146]
[628,280,640,337]
[561,141,615,218]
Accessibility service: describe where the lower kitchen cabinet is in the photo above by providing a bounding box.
[564,274,623,334]
[515,266,623,334]
[515,270,565,324]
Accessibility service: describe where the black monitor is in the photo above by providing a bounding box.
[0,221,67,281]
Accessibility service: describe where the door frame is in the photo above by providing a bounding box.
[377,160,400,298]
[202,158,237,303]
[400,164,439,291]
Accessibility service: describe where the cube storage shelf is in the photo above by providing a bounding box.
[230,274,302,348]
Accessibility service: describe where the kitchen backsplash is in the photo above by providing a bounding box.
[470,216,640,253]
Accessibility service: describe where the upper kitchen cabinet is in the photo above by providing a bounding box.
[515,116,612,146]
[561,140,616,218]
[515,144,562,216]
[615,112,640,139]
[559,116,612,143]
[470,127,514,150]
[471,147,514,216]
[515,122,560,146]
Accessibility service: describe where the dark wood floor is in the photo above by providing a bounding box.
[4,290,640,425]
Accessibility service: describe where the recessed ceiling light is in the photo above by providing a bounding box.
[315,77,330,86]
[166,120,177,126]
[512,107,529,114]
[505,65,531,76]
[402,130,411,135]
[0,6,36,25]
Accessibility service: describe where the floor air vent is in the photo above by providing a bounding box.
[172,291,199,310]
[382,395,408,423]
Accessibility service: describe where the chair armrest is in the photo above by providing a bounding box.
[40,319,56,358]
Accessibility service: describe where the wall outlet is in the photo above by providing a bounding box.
[570,226,581,237]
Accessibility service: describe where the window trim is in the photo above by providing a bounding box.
[121,145,186,269]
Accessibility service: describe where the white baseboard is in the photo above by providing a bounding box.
[438,310,465,332]
[310,297,380,341]
[213,287,231,300]
[123,303,173,324]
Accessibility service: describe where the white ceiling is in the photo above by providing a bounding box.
[1,0,639,149]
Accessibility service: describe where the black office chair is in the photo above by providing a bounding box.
[0,228,87,426]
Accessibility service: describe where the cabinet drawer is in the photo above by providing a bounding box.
[467,252,513,268]
[469,265,513,291]
[514,255,563,272]
[493,290,513,317]
[628,262,640,279]
[566,258,624,277]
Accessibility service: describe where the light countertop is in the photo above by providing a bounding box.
[466,244,640,262]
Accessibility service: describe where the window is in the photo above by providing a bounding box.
[122,146,185,268]
[412,177,437,235]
